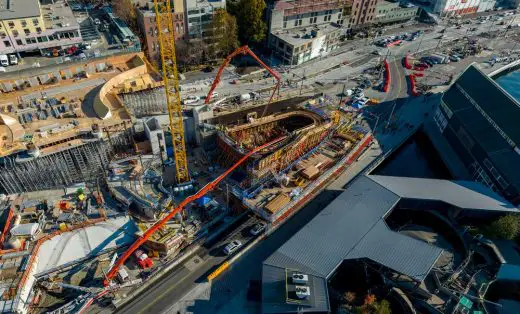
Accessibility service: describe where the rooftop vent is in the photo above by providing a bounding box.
[295,285,310,299]
[292,273,308,284]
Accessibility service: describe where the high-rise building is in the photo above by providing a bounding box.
[135,0,185,64]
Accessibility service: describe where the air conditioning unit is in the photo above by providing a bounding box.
[292,273,308,284]
[295,285,311,299]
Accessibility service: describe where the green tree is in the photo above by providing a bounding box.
[236,0,267,44]
[375,299,392,314]
[210,9,239,56]
[113,0,137,30]
[486,214,520,240]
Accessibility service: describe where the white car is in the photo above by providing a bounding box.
[250,222,267,236]
[223,240,242,255]
[183,95,200,104]
[94,18,101,25]
[0,55,8,67]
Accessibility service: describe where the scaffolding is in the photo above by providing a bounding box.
[120,87,167,117]
[0,132,133,194]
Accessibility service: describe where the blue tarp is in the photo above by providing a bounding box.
[197,196,212,206]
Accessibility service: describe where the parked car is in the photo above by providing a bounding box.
[0,55,8,67]
[250,222,267,236]
[8,54,17,65]
[449,55,460,62]
[183,95,200,104]
[94,18,101,25]
[202,65,214,72]
[223,240,242,255]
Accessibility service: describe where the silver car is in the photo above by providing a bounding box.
[223,240,242,255]
[250,222,267,236]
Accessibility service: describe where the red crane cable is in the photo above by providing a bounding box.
[104,136,286,285]
[204,45,281,111]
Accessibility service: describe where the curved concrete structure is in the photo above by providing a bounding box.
[93,55,148,119]
[0,114,25,140]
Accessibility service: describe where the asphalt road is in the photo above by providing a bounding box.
[111,214,260,314]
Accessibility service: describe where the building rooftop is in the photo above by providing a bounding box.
[262,174,518,313]
[270,23,341,47]
[35,216,137,276]
[0,0,40,20]
[369,175,518,212]
[185,0,225,10]
[40,0,80,30]
[442,64,520,189]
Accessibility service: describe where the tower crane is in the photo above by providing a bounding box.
[204,45,281,117]
[154,0,189,184]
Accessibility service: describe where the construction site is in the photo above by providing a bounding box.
[0,0,378,311]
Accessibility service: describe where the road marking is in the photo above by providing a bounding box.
[135,266,202,314]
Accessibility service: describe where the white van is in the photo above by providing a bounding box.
[9,55,17,65]
[0,55,8,67]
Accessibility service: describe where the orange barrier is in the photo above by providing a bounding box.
[409,74,420,96]
[404,54,412,70]
[383,60,390,93]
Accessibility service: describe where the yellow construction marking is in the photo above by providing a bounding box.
[207,261,230,281]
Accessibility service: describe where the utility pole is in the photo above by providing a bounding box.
[435,35,443,52]
[415,32,424,54]
[338,83,346,106]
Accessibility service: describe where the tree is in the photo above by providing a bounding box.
[343,291,357,304]
[375,300,392,314]
[486,214,520,240]
[210,9,239,56]
[113,0,137,30]
[236,0,267,44]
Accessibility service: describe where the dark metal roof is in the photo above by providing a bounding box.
[262,173,518,313]
[263,176,442,282]
[369,175,518,212]
[348,220,442,282]
[264,176,403,278]
[442,64,520,187]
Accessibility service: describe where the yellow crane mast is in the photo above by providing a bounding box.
[153,0,190,183]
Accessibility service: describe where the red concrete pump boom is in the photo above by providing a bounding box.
[103,136,286,286]
[204,46,281,115]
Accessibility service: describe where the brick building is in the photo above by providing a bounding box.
[135,0,185,64]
